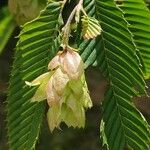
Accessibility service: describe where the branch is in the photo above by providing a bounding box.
[62,0,84,48]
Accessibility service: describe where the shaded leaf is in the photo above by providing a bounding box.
[0,7,16,54]
[118,0,150,79]
[95,0,150,149]
[7,2,62,149]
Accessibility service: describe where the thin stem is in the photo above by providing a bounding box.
[62,0,84,48]
[81,7,87,16]
[78,0,83,6]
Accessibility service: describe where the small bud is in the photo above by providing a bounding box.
[82,16,102,39]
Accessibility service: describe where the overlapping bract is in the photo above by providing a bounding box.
[27,49,92,131]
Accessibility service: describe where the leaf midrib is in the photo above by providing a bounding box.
[101,32,148,149]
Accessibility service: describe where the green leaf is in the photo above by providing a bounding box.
[94,0,150,149]
[79,0,98,68]
[25,72,53,102]
[0,7,16,54]
[78,0,150,149]
[117,0,150,79]
[7,1,62,149]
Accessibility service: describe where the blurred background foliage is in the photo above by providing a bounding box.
[0,0,150,150]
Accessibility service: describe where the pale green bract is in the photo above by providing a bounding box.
[26,49,92,132]
[81,15,102,39]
